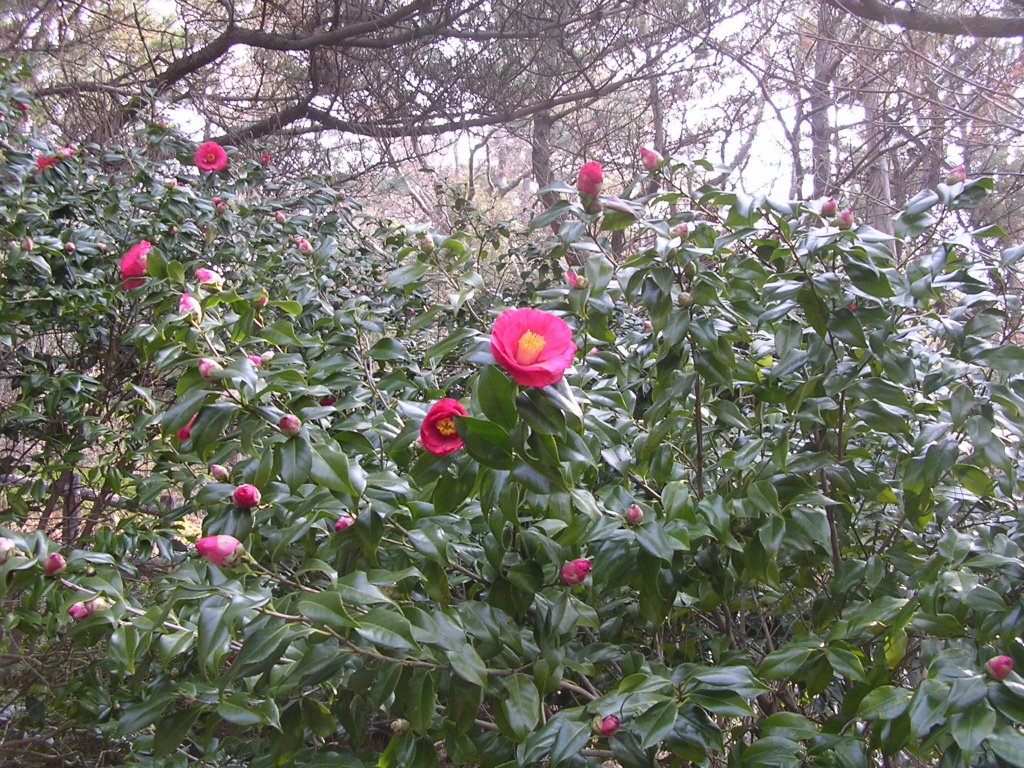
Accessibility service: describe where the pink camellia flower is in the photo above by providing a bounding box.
[577,162,603,198]
[834,207,855,230]
[194,141,228,172]
[196,534,246,567]
[43,552,66,575]
[179,293,202,319]
[198,358,221,379]
[279,414,301,436]
[196,267,224,291]
[274,211,286,223]
[420,398,468,456]
[35,154,59,172]
[296,237,314,253]
[598,715,620,737]
[335,515,355,531]
[565,270,588,290]
[232,484,261,509]
[986,655,1013,681]
[320,395,337,407]
[248,354,263,367]
[640,148,663,171]
[261,151,271,164]
[491,308,577,388]
[946,164,967,184]
[561,558,591,586]
[821,197,838,216]
[177,413,197,442]
[68,602,90,621]
[57,145,75,159]
[625,504,644,525]
[0,537,20,563]
[14,101,27,112]
[587,347,599,355]
[119,241,151,287]
[210,464,230,481]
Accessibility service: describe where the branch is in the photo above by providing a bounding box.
[826,0,1024,37]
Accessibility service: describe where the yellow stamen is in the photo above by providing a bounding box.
[436,417,457,436]
[516,331,546,365]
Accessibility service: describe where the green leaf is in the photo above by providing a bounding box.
[298,592,356,630]
[989,724,1024,766]
[387,260,430,288]
[950,702,995,753]
[278,435,312,491]
[475,366,518,429]
[454,416,514,470]
[446,643,487,688]
[497,674,540,741]
[153,705,202,757]
[310,443,361,495]
[858,686,912,720]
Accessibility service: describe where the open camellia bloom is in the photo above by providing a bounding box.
[196,535,246,567]
[36,154,60,172]
[420,398,468,455]
[120,241,151,289]
[194,141,228,172]
[491,308,577,388]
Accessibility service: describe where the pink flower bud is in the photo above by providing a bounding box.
[261,151,271,164]
[177,414,197,442]
[68,602,90,621]
[675,222,690,239]
[65,241,75,252]
[561,558,591,586]
[274,211,286,223]
[320,395,337,407]
[58,145,75,159]
[946,165,967,185]
[85,596,110,613]
[196,267,224,291]
[420,233,434,253]
[98,242,108,252]
[643,320,652,332]
[587,347,599,355]
[0,537,20,563]
[279,413,301,436]
[196,534,246,567]
[216,201,227,212]
[179,293,202,319]
[232,484,261,509]
[14,101,27,112]
[296,237,313,253]
[210,464,230,480]
[598,715,620,737]
[260,351,275,365]
[987,655,1013,680]
[821,197,837,216]
[23,237,33,251]
[43,552,66,575]
[253,291,269,308]
[198,358,221,379]
[565,270,587,290]
[577,161,603,200]
[248,354,263,367]
[625,504,644,525]
[833,208,855,230]
[335,515,355,531]
[640,148,663,171]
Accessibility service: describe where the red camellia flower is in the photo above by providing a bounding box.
[561,558,591,586]
[420,398,468,455]
[232,484,261,509]
[577,161,603,197]
[986,655,1013,680]
[598,715,620,737]
[177,414,197,442]
[625,504,644,525]
[196,535,246,567]
[35,154,59,172]
[640,148,663,171]
[261,151,271,164]
[194,141,228,172]
[491,308,577,388]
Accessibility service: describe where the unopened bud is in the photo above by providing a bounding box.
[390,719,410,735]
[197,358,221,379]
[0,537,21,563]
[335,515,355,531]
[65,242,76,252]
[279,414,301,437]
[419,233,434,253]
[833,208,855,230]
[565,270,588,290]
[232,484,261,509]
[640,148,663,172]
[675,222,690,239]
[561,558,591,586]
[821,197,837,216]
[625,504,644,525]
[986,655,1013,681]
[260,351,275,365]
[210,464,230,481]
[677,291,693,308]
[946,165,967,185]
[274,211,286,223]
[43,552,66,575]
[595,715,620,737]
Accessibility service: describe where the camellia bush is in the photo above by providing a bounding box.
[4,57,1024,768]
